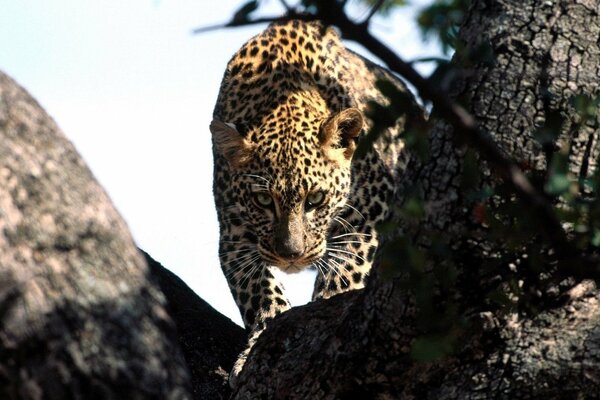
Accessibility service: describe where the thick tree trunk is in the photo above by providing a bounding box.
[407,0,600,234]
[0,71,244,399]
[0,71,191,399]
[232,0,600,398]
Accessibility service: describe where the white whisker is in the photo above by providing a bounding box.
[329,232,372,240]
[239,260,265,287]
[344,203,366,221]
[327,247,367,263]
[241,174,271,185]
[328,240,363,246]
[219,247,258,257]
[327,252,353,265]
[321,255,348,285]
[334,216,356,233]
[227,254,262,280]
[312,259,327,279]
[221,249,259,271]
[222,250,259,268]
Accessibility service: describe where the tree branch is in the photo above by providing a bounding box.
[192,12,316,34]
[315,2,565,239]
[278,0,293,12]
[192,16,284,34]
[361,0,385,26]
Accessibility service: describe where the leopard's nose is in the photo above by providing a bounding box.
[277,247,303,259]
[274,236,304,259]
[274,213,305,259]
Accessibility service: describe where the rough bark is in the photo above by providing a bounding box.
[234,274,600,399]
[232,0,600,398]
[0,71,192,399]
[408,0,600,234]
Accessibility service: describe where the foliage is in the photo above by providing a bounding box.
[352,0,408,16]
[231,0,469,54]
[373,66,600,357]
[417,0,470,54]
[546,94,600,250]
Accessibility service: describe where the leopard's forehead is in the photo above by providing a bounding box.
[236,90,348,210]
[248,89,327,159]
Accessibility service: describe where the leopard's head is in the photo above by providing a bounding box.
[211,92,363,273]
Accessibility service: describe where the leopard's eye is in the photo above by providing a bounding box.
[253,192,273,208]
[305,191,326,210]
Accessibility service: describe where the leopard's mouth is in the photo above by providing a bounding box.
[258,243,325,273]
[266,256,317,273]
[280,263,308,273]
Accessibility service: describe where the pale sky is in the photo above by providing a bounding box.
[0,0,441,326]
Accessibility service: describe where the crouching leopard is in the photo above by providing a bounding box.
[211,19,418,384]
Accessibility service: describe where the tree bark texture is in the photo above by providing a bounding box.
[0,71,193,399]
[235,280,600,399]
[402,0,600,235]
[232,1,600,398]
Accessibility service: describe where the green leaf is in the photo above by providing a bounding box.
[416,0,470,54]
[591,230,600,247]
[410,334,455,362]
[545,173,571,195]
[465,185,493,202]
[571,93,600,120]
[352,0,408,16]
[400,194,426,221]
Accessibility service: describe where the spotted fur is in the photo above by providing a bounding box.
[211,20,413,381]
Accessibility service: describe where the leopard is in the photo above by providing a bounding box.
[210,19,420,385]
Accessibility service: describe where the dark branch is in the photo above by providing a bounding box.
[191,12,318,34]
[192,16,284,34]
[278,0,293,12]
[361,0,385,26]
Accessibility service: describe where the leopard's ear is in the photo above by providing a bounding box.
[319,108,364,163]
[210,120,255,168]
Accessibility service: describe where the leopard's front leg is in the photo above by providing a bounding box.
[218,224,291,387]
